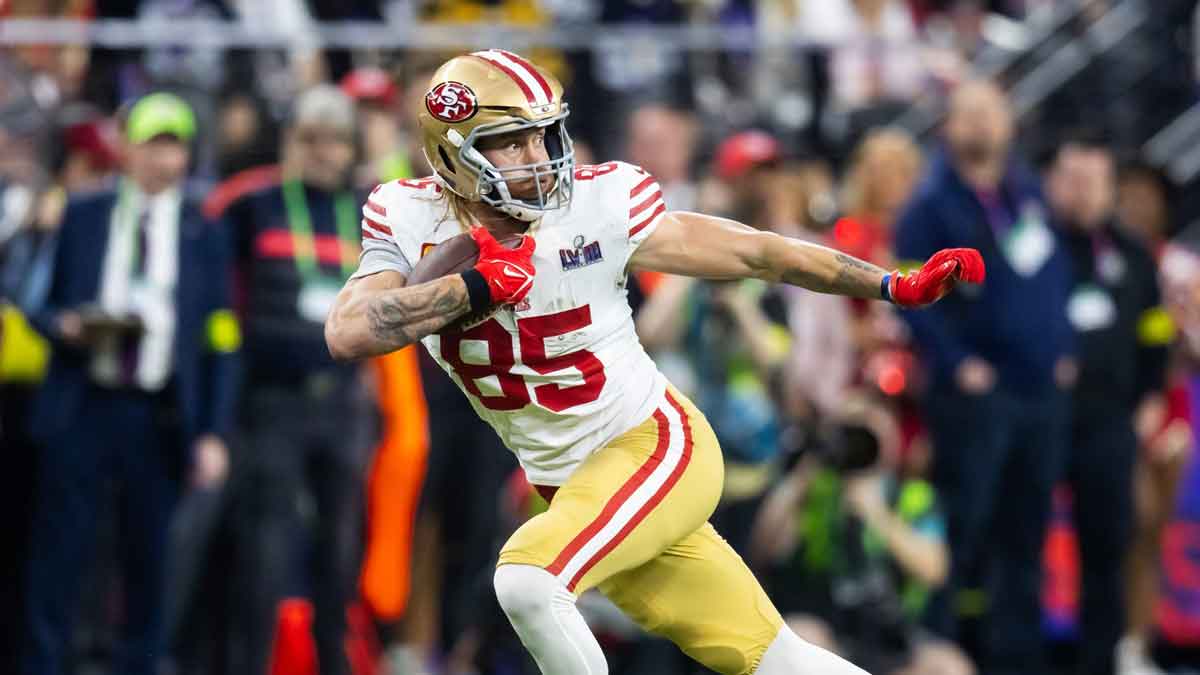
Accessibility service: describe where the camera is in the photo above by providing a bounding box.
[783,421,881,474]
[819,423,881,473]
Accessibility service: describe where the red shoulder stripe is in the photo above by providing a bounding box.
[629,175,656,199]
[629,203,666,239]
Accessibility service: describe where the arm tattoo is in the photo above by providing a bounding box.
[830,253,884,295]
[784,252,885,298]
[366,277,470,349]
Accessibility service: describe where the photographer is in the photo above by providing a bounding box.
[750,393,973,675]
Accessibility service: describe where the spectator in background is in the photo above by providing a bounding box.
[214,90,277,179]
[1117,163,1196,675]
[397,62,440,177]
[702,129,786,227]
[216,85,370,675]
[1047,135,1169,675]
[0,54,51,249]
[0,116,120,665]
[833,128,923,267]
[341,66,416,186]
[820,129,923,455]
[638,131,792,555]
[830,128,922,372]
[773,159,856,421]
[798,0,930,116]
[55,112,121,195]
[750,392,973,675]
[1116,160,1174,252]
[22,92,237,675]
[893,80,1075,675]
[624,103,699,211]
[220,0,326,112]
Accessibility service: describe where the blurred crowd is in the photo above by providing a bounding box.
[2,1,1200,675]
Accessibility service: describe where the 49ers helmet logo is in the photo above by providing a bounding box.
[425,81,478,123]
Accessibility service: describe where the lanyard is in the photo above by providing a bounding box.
[282,179,359,282]
[115,179,147,281]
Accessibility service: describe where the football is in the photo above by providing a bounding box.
[408,230,527,333]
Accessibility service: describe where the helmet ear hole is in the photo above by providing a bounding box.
[544,121,565,161]
[438,145,457,174]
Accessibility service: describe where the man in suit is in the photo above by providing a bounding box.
[22,92,239,675]
[894,80,1076,675]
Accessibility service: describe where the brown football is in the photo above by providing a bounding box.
[408,231,526,334]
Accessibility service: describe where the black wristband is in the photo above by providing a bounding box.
[460,269,492,314]
[880,273,894,303]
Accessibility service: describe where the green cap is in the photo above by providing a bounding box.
[126,92,196,144]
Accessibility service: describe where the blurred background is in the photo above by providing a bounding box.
[1,1,1199,675]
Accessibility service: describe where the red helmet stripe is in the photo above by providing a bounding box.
[494,49,553,103]
[470,50,550,106]
[469,52,536,104]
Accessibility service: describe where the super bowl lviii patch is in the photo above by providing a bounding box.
[560,234,603,271]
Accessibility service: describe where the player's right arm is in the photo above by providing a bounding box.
[325,188,536,362]
[325,182,479,361]
[325,270,471,361]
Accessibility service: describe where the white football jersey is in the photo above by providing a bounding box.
[354,162,670,485]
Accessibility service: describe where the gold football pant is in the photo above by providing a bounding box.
[498,388,784,675]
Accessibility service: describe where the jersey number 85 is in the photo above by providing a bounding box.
[440,305,605,413]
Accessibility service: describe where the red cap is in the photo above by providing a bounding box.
[64,118,121,169]
[714,130,780,181]
[339,67,397,106]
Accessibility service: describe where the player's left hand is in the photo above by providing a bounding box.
[886,248,985,308]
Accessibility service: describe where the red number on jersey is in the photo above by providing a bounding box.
[573,162,620,181]
[438,306,605,412]
[518,306,607,413]
[440,319,530,411]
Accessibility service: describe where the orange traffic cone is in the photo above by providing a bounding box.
[268,598,318,675]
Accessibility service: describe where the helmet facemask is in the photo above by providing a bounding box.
[456,109,575,222]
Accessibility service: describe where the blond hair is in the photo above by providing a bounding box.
[441,190,479,231]
[841,127,923,217]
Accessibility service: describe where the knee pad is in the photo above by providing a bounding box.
[494,564,608,675]
[494,563,560,621]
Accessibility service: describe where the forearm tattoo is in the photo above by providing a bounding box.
[785,252,885,299]
[366,277,469,348]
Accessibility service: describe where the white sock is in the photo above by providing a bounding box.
[753,626,871,675]
[494,564,608,675]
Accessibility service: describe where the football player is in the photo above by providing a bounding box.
[325,50,984,675]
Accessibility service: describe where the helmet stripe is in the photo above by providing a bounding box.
[471,50,550,106]
[494,49,554,103]
[470,52,536,105]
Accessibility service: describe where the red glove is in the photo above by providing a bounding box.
[467,227,537,307]
[886,248,986,308]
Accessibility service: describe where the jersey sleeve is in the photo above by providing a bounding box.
[618,162,668,249]
[351,182,415,280]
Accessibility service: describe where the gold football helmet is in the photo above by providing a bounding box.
[418,50,575,221]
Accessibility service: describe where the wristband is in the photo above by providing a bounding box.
[460,269,491,314]
[880,273,894,304]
